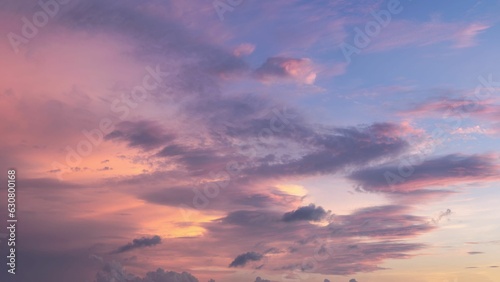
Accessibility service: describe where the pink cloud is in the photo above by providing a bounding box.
[400,97,500,136]
[451,125,493,135]
[233,43,256,57]
[453,23,490,48]
[366,20,490,52]
[254,57,317,84]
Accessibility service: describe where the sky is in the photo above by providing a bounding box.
[0,0,500,281]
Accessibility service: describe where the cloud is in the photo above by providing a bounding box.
[283,204,329,222]
[292,241,425,275]
[135,122,414,211]
[467,251,484,255]
[95,261,199,282]
[400,96,500,136]
[140,185,301,211]
[451,126,492,135]
[219,210,282,227]
[97,166,113,171]
[112,235,162,254]
[431,209,452,224]
[19,178,83,190]
[349,279,358,282]
[229,252,264,268]
[255,277,271,282]
[454,23,490,48]
[328,205,435,239]
[58,0,248,77]
[155,143,240,173]
[254,57,317,84]
[234,43,256,57]
[400,97,496,118]
[387,189,456,204]
[193,203,430,275]
[244,122,410,179]
[350,154,499,193]
[105,120,175,151]
[366,20,490,52]
[465,240,500,245]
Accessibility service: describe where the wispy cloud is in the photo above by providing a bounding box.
[366,20,490,52]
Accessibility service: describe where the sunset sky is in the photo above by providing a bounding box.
[1,0,500,281]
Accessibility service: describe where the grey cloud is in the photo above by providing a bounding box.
[229,252,263,268]
[467,251,484,255]
[105,120,175,151]
[350,154,499,192]
[283,204,329,222]
[279,241,424,275]
[327,205,435,238]
[156,144,186,157]
[140,185,300,211]
[431,209,452,224]
[0,250,96,282]
[95,261,199,282]
[97,166,113,171]
[199,204,429,275]
[59,0,248,78]
[20,177,82,190]
[156,144,240,174]
[221,210,281,227]
[112,235,162,254]
[244,123,410,179]
[387,189,456,203]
